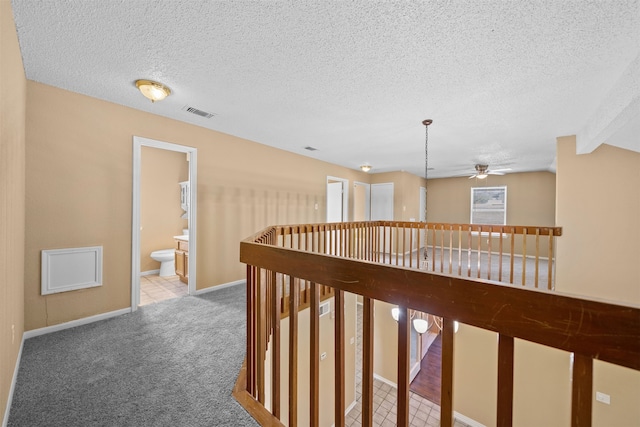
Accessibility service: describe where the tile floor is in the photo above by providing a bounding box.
[346,304,471,427]
[139,273,188,306]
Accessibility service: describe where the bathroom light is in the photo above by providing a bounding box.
[360,165,371,172]
[135,79,171,103]
[391,307,400,321]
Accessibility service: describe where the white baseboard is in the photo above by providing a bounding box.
[194,279,245,295]
[373,373,397,389]
[2,338,24,427]
[23,307,132,339]
[140,269,160,276]
[454,411,486,427]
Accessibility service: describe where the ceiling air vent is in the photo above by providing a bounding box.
[304,146,318,151]
[182,105,215,119]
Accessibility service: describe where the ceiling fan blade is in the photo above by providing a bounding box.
[488,171,505,175]
[468,174,477,179]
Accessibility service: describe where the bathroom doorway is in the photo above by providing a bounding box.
[131,136,198,311]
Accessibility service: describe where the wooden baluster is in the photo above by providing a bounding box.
[383,224,387,264]
[362,297,374,427]
[467,226,472,277]
[431,226,436,272]
[310,282,320,426]
[402,223,406,267]
[458,225,463,276]
[497,334,514,427]
[409,223,414,268]
[522,228,527,286]
[440,224,444,273]
[416,223,421,268]
[257,268,265,405]
[441,318,455,427]
[534,228,540,288]
[288,275,299,427]
[281,273,287,316]
[397,306,411,427]
[498,230,504,282]
[548,229,554,290]
[449,225,453,274]
[271,271,281,418]
[395,223,400,266]
[335,290,345,427]
[246,265,255,396]
[509,228,515,284]
[488,228,492,281]
[477,226,482,279]
[571,354,593,427]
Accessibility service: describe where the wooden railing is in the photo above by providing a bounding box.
[235,221,640,427]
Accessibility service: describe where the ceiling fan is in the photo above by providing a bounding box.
[468,164,511,179]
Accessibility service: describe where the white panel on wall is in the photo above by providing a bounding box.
[41,246,103,295]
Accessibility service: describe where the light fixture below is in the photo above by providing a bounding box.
[135,79,171,103]
[412,318,430,334]
[360,165,372,172]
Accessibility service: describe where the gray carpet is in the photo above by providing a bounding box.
[8,285,259,426]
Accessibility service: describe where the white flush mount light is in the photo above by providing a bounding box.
[391,307,400,321]
[360,165,371,172]
[135,79,171,103]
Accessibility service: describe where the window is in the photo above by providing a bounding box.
[471,186,507,225]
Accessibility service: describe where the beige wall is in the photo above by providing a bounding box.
[0,0,26,422]
[275,294,357,426]
[556,136,640,426]
[23,81,371,330]
[140,147,188,272]
[428,171,556,226]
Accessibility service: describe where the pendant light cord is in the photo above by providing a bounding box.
[422,119,432,265]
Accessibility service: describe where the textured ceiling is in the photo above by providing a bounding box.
[11,0,640,178]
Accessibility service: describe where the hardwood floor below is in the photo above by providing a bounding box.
[410,333,442,405]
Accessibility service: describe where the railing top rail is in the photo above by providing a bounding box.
[240,240,640,372]
[242,222,563,241]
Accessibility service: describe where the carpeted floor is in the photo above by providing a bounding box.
[8,285,259,427]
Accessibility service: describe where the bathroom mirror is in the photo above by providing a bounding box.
[179,181,189,218]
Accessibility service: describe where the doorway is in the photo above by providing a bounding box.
[132,136,198,311]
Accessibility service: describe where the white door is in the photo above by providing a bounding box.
[327,181,344,223]
[371,183,394,220]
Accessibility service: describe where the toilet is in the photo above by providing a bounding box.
[150,249,175,277]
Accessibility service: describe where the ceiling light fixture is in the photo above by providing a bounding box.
[135,79,171,103]
[360,165,372,172]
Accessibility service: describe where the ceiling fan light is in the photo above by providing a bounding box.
[477,173,488,179]
[135,79,171,103]
[360,165,371,172]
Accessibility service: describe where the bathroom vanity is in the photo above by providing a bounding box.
[174,235,188,284]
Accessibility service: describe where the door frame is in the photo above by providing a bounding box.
[131,136,198,310]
